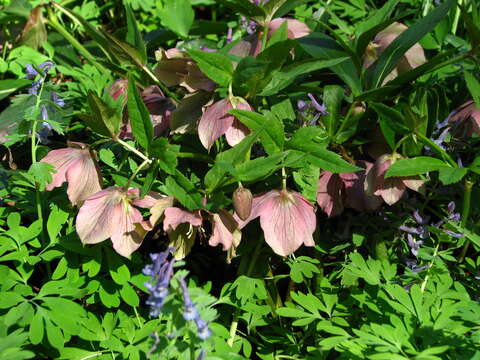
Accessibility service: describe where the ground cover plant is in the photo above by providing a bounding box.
[0,0,480,359]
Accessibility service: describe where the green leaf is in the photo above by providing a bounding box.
[259,57,349,96]
[322,85,344,136]
[120,283,140,307]
[354,0,400,55]
[365,0,455,89]
[159,0,194,38]
[236,153,286,183]
[106,249,131,285]
[0,292,24,308]
[438,166,467,185]
[164,170,203,210]
[85,90,121,138]
[45,319,64,349]
[100,30,147,67]
[230,110,284,155]
[300,33,362,95]
[0,79,31,101]
[127,73,153,152]
[205,132,262,191]
[271,99,295,121]
[216,0,265,18]
[125,4,146,63]
[150,137,179,174]
[286,141,360,173]
[47,205,69,244]
[28,162,54,191]
[385,157,447,178]
[140,160,159,197]
[29,311,44,345]
[464,71,480,108]
[293,165,320,203]
[370,103,410,135]
[188,49,233,87]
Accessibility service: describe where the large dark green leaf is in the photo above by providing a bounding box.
[84,91,121,139]
[163,171,203,210]
[127,73,153,151]
[300,33,362,95]
[159,0,194,38]
[365,0,455,89]
[230,109,284,154]
[385,156,447,177]
[188,49,234,87]
[125,4,146,64]
[0,79,31,101]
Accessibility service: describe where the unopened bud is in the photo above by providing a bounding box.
[233,186,252,221]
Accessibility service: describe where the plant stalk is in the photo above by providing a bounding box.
[458,179,474,263]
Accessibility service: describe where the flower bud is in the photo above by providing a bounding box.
[233,186,253,221]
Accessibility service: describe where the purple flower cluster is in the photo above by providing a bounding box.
[399,202,462,257]
[297,93,328,125]
[143,249,212,340]
[179,277,212,340]
[143,248,176,317]
[25,61,65,144]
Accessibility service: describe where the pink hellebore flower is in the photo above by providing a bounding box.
[363,22,426,83]
[366,154,425,206]
[154,48,216,92]
[269,18,311,39]
[76,187,159,258]
[198,97,252,151]
[316,161,382,217]
[209,210,241,251]
[237,189,316,256]
[163,206,203,259]
[41,141,102,206]
[449,100,480,137]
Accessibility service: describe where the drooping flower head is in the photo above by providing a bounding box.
[268,18,311,39]
[41,141,102,205]
[237,189,316,256]
[366,154,425,206]
[76,187,159,257]
[198,97,252,151]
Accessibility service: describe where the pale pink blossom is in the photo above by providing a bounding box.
[269,18,311,39]
[363,22,426,83]
[366,154,425,206]
[41,141,102,205]
[198,97,252,150]
[449,100,480,137]
[317,171,345,217]
[76,187,159,257]
[237,189,316,256]
[209,210,240,251]
[163,207,203,259]
[154,48,216,92]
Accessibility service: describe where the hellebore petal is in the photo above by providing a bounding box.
[209,210,240,251]
[343,161,382,212]
[163,207,203,233]
[367,154,406,206]
[364,22,426,83]
[198,99,234,151]
[449,100,480,137]
[149,196,175,226]
[76,186,146,257]
[225,99,252,146]
[250,190,316,256]
[316,171,344,217]
[41,142,102,205]
[269,18,311,39]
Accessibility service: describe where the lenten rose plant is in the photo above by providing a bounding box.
[1,0,479,359]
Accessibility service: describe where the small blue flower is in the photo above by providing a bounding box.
[24,64,38,80]
[51,92,65,107]
[179,276,212,340]
[143,248,175,317]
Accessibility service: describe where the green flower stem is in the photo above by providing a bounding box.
[415,133,457,167]
[260,18,270,52]
[458,179,474,263]
[282,167,287,190]
[126,159,151,189]
[89,138,111,149]
[46,8,108,75]
[421,243,439,293]
[227,239,263,347]
[31,81,47,248]
[116,139,152,164]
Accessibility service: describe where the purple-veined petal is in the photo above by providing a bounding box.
[198,99,234,150]
[163,207,203,232]
[209,210,239,251]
